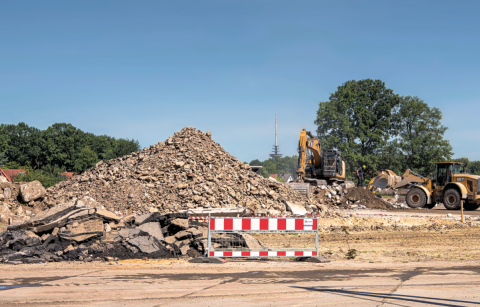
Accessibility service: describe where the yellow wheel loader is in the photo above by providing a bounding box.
[370,162,480,210]
[290,129,355,197]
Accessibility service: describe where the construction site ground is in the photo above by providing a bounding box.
[2,218,480,306]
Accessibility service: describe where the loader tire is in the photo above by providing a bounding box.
[406,189,426,208]
[464,202,480,211]
[443,189,461,210]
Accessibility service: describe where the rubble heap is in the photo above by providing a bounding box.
[0,196,213,264]
[41,127,310,217]
[310,183,394,210]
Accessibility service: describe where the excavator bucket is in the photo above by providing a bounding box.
[288,183,311,198]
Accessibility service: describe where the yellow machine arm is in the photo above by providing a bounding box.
[297,129,322,180]
[369,169,428,190]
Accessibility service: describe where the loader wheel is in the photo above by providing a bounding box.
[443,189,461,210]
[406,189,426,208]
[464,202,480,211]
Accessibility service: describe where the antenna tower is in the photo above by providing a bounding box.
[270,114,283,158]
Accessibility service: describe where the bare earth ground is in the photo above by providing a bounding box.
[2,225,480,306]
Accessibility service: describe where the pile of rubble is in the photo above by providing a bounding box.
[0,196,211,264]
[0,181,47,226]
[310,183,394,210]
[40,127,310,217]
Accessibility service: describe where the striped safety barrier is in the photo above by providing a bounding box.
[210,217,317,231]
[209,251,317,257]
[207,217,319,258]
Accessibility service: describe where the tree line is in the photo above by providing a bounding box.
[0,122,141,186]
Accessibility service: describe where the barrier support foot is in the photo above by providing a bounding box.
[295,256,331,263]
[189,257,228,264]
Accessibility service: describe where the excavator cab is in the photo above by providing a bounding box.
[323,150,343,177]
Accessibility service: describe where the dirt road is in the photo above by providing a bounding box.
[0,260,479,306]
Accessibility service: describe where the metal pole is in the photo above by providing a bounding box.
[207,213,211,257]
[275,114,277,147]
[461,200,465,223]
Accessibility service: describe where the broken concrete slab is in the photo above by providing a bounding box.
[285,201,308,215]
[58,219,104,242]
[135,212,166,226]
[127,237,160,254]
[118,228,144,239]
[174,230,192,240]
[95,209,120,222]
[170,218,189,230]
[138,222,164,242]
[186,227,203,238]
[19,181,46,203]
[164,236,176,244]
[31,208,90,233]
[68,209,94,221]
[31,202,76,225]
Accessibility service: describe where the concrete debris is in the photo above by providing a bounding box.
[127,237,160,254]
[0,201,207,263]
[19,181,46,203]
[138,222,164,242]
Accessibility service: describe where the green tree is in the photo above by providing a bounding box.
[387,96,453,175]
[73,146,99,172]
[0,152,7,168]
[315,79,401,176]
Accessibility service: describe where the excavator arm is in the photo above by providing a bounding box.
[297,129,322,180]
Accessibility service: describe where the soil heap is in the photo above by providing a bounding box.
[40,127,310,217]
[310,183,394,210]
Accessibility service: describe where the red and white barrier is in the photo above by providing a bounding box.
[210,251,317,257]
[210,217,317,231]
[207,217,319,258]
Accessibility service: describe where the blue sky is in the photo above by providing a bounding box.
[1,1,479,162]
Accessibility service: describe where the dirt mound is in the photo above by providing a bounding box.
[341,187,394,210]
[40,127,310,217]
[309,184,393,210]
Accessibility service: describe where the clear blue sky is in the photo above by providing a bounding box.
[1,1,479,162]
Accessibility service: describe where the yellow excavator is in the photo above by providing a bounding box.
[289,129,354,197]
[369,162,480,210]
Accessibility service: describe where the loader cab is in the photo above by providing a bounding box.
[323,150,343,177]
[434,162,462,187]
